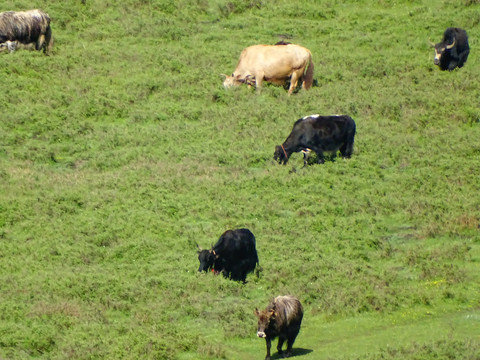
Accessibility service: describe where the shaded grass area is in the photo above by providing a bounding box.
[1,0,479,358]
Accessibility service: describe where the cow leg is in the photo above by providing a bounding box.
[340,142,353,158]
[288,72,300,95]
[240,271,247,283]
[44,26,53,55]
[265,337,272,360]
[315,151,325,164]
[36,34,46,51]
[285,332,298,357]
[458,49,469,68]
[277,336,285,354]
[448,61,458,71]
[301,148,312,167]
[220,268,229,279]
[284,340,293,357]
[255,72,264,92]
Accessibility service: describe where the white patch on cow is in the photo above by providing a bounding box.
[303,114,320,120]
[301,148,313,166]
[434,48,443,62]
[0,40,17,53]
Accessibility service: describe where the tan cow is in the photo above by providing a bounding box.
[223,44,314,95]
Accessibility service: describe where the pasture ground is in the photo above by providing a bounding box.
[1,0,479,359]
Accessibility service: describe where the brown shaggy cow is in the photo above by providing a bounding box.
[0,9,53,55]
[223,44,314,95]
[255,295,303,360]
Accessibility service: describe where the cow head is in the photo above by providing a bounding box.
[254,308,276,338]
[434,38,455,66]
[222,73,237,88]
[222,73,255,88]
[197,247,216,272]
[0,41,16,53]
[274,145,289,164]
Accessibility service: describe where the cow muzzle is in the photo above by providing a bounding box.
[257,331,266,338]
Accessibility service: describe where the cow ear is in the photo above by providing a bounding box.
[254,308,259,316]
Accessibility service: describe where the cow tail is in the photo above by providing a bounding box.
[255,254,261,278]
[44,25,53,55]
[303,53,314,90]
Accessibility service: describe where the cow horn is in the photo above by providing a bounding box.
[428,41,436,48]
[220,73,228,79]
[446,38,456,49]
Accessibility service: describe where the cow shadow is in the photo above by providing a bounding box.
[270,348,313,359]
[282,78,320,93]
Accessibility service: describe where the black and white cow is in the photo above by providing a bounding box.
[274,114,356,166]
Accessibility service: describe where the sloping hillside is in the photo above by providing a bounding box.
[1,0,479,359]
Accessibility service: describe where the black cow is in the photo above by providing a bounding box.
[433,27,469,71]
[0,9,53,55]
[255,295,304,360]
[197,228,259,282]
[274,114,356,166]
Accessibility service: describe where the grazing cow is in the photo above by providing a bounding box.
[0,9,53,55]
[222,44,314,95]
[197,228,259,282]
[433,28,469,71]
[274,114,356,166]
[255,295,303,360]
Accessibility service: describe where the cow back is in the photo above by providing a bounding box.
[235,44,311,79]
[0,9,51,44]
[271,295,303,327]
[213,228,256,259]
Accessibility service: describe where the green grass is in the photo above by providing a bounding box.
[1,0,479,359]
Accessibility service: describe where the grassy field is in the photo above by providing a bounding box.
[1,0,479,359]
